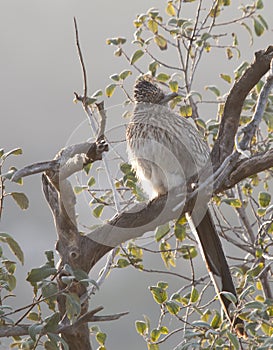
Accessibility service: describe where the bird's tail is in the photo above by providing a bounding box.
[186,208,245,337]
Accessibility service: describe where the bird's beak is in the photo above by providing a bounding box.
[159,92,178,104]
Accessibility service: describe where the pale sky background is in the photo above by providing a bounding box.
[1,1,273,349]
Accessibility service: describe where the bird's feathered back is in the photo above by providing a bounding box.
[134,78,165,104]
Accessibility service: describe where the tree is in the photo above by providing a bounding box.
[1,0,273,349]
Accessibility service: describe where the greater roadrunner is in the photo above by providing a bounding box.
[126,78,244,335]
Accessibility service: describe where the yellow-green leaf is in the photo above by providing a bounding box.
[0,232,24,264]
[169,80,178,93]
[11,192,29,210]
[119,69,132,80]
[156,73,170,82]
[180,105,192,117]
[93,204,104,218]
[253,18,264,36]
[149,286,168,304]
[105,84,117,98]
[222,198,242,208]
[96,332,107,346]
[147,19,158,34]
[154,35,167,50]
[135,321,147,335]
[166,301,180,314]
[190,287,199,303]
[130,49,144,65]
[150,328,161,342]
[258,191,271,208]
[220,73,232,84]
[166,1,176,16]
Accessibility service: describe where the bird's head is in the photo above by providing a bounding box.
[134,78,178,105]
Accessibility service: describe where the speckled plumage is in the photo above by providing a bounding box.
[126,79,209,198]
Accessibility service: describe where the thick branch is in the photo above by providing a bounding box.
[211,46,273,167]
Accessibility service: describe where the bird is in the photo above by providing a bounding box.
[126,77,244,335]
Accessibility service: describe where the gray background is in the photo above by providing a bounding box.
[1,1,273,349]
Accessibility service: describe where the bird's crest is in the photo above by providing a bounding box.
[134,77,165,104]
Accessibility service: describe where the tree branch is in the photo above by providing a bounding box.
[211,46,273,168]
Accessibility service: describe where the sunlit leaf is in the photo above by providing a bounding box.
[190,287,199,303]
[220,73,232,83]
[150,328,161,342]
[222,198,242,208]
[256,0,263,8]
[135,321,147,335]
[2,148,22,160]
[169,80,178,93]
[166,301,180,314]
[96,332,107,346]
[149,286,168,304]
[166,1,176,16]
[110,74,120,82]
[147,19,158,34]
[105,84,117,98]
[241,23,253,45]
[179,105,192,117]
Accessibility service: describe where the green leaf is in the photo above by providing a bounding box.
[190,287,199,303]
[154,35,167,50]
[47,334,69,350]
[28,323,43,341]
[149,61,159,76]
[2,148,22,160]
[159,326,169,334]
[27,312,40,321]
[135,321,147,335]
[169,80,178,93]
[195,118,206,130]
[156,73,170,82]
[105,84,117,98]
[120,162,132,174]
[256,0,263,9]
[179,245,197,260]
[74,186,87,194]
[11,192,29,210]
[258,15,268,29]
[174,222,186,241]
[130,50,144,65]
[88,177,96,187]
[91,89,103,98]
[147,19,158,34]
[227,331,240,350]
[93,204,104,218]
[235,61,249,80]
[27,266,57,283]
[65,293,81,323]
[220,74,232,83]
[6,274,16,291]
[149,286,168,304]
[116,258,130,268]
[119,70,132,80]
[157,281,168,290]
[179,105,192,117]
[148,344,159,350]
[110,74,120,82]
[150,328,161,342]
[205,85,220,97]
[0,233,24,264]
[211,312,221,329]
[166,301,180,314]
[155,223,170,242]
[254,18,264,36]
[222,198,242,208]
[259,191,271,208]
[44,313,61,332]
[96,332,107,346]
[221,291,237,304]
[166,1,176,16]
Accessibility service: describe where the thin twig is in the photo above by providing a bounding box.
[74,17,88,100]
